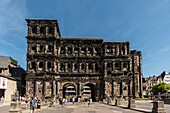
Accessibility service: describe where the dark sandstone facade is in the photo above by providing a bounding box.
[25,19,143,101]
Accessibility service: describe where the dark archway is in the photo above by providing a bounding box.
[63,83,76,98]
[83,83,95,101]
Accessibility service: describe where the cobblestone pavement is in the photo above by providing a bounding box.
[1,100,170,113]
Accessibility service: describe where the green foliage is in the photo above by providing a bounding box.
[9,57,18,65]
[151,82,170,95]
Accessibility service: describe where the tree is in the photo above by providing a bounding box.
[151,82,170,95]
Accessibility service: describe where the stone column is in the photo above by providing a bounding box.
[72,46,75,56]
[58,46,61,55]
[121,62,124,71]
[104,62,107,76]
[93,47,95,56]
[37,26,40,35]
[93,63,95,73]
[79,46,81,56]
[45,26,48,35]
[116,45,119,56]
[124,45,127,55]
[45,45,48,54]
[86,63,89,73]
[128,79,136,109]
[86,47,88,56]
[65,46,68,56]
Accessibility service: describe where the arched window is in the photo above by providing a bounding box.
[31,62,36,70]
[88,63,92,70]
[122,46,125,55]
[68,47,72,54]
[60,47,65,54]
[40,45,44,52]
[81,64,85,70]
[81,48,86,54]
[49,27,54,34]
[40,27,45,34]
[75,64,78,70]
[32,27,37,34]
[123,62,127,68]
[39,62,43,68]
[88,48,93,55]
[74,47,79,54]
[61,63,64,70]
[47,62,51,68]
[68,63,71,71]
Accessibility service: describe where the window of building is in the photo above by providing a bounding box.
[49,27,54,34]
[68,47,72,54]
[47,62,51,68]
[32,46,36,52]
[88,48,92,54]
[123,63,127,68]
[48,45,53,52]
[39,62,43,68]
[75,64,78,70]
[74,48,79,54]
[31,62,36,70]
[94,48,98,54]
[115,62,119,69]
[81,64,85,70]
[32,27,37,34]
[40,45,44,52]
[68,63,71,71]
[40,27,45,34]
[61,63,64,70]
[88,63,92,70]
[60,47,65,54]
[81,48,86,54]
[122,46,125,55]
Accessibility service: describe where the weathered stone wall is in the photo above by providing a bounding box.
[6,79,17,101]
[25,19,143,100]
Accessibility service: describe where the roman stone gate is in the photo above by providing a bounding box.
[25,19,143,101]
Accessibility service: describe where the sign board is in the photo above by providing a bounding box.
[0,77,7,89]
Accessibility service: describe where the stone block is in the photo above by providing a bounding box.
[152,101,166,113]
[9,102,22,113]
[115,98,121,106]
[128,99,136,109]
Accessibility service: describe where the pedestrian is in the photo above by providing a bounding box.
[62,98,65,107]
[65,98,68,107]
[78,97,81,104]
[0,96,5,104]
[90,98,92,106]
[25,98,29,109]
[88,97,90,107]
[30,97,36,113]
[72,97,75,104]
[36,99,41,113]
[59,98,62,107]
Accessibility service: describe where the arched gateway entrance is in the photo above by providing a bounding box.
[82,83,95,101]
[63,83,76,98]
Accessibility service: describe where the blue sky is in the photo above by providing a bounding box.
[0,0,170,77]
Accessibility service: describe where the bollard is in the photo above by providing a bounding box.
[115,98,121,106]
[9,102,22,113]
[152,101,166,113]
[128,99,136,109]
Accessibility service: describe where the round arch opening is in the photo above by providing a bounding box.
[83,83,95,102]
[63,83,76,98]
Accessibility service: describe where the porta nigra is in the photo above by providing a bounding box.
[25,19,143,101]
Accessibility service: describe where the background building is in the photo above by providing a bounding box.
[0,56,26,100]
[25,19,143,101]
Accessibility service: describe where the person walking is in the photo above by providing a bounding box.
[0,96,5,104]
[36,99,41,113]
[78,97,81,104]
[25,98,29,109]
[64,98,68,107]
[90,98,92,106]
[30,97,36,113]
[62,98,65,107]
[59,98,62,107]
[88,97,90,107]
[72,97,75,104]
